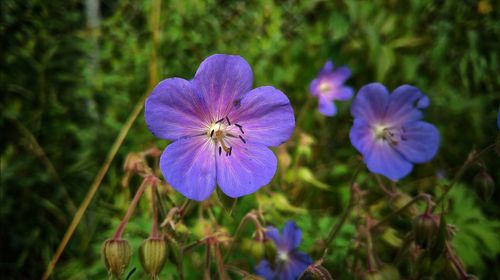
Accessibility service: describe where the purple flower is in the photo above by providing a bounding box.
[144,54,295,201]
[255,221,313,280]
[309,60,353,116]
[349,83,440,180]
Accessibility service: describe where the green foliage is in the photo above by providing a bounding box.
[1,0,499,279]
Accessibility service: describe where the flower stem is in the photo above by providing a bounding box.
[370,194,428,231]
[435,143,496,206]
[204,242,211,280]
[323,163,362,249]
[113,177,151,239]
[151,183,159,239]
[223,211,263,262]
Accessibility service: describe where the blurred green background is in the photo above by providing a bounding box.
[1,0,499,279]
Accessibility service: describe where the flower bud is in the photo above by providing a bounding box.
[362,271,384,280]
[473,170,494,202]
[263,238,277,264]
[413,214,438,248]
[102,239,132,278]
[139,238,168,278]
[379,265,400,280]
[299,264,333,280]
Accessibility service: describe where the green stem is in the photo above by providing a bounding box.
[223,211,263,262]
[371,194,428,231]
[435,143,496,206]
[323,163,362,249]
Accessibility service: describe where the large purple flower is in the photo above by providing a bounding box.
[309,60,353,116]
[255,221,313,280]
[349,83,440,180]
[144,54,295,201]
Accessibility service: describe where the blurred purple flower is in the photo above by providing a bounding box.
[309,60,353,116]
[255,221,312,280]
[145,54,295,201]
[349,83,440,180]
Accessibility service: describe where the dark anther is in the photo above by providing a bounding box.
[235,123,244,134]
[216,118,224,124]
[226,116,231,126]
[239,135,247,144]
[401,135,407,141]
[218,146,222,156]
[210,130,214,137]
[228,147,232,156]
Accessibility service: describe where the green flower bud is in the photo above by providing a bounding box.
[139,238,168,279]
[379,265,400,280]
[473,171,495,202]
[102,239,132,279]
[263,238,277,264]
[362,271,384,280]
[413,214,438,248]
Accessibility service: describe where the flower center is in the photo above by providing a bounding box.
[207,116,247,156]
[277,250,289,263]
[318,81,331,94]
[373,124,407,146]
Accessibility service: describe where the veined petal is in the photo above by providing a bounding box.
[282,221,302,250]
[364,140,413,181]
[351,83,389,122]
[318,97,337,116]
[349,118,375,156]
[385,85,427,126]
[395,121,440,163]
[192,54,253,119]
[215,140,277,198]
[145,78,209,140]
[160,137,216,201]
[230,86,295,147]
[287,251,313,279]
[255,260,277,280]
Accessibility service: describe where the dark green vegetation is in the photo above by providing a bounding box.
[1,0,499,279]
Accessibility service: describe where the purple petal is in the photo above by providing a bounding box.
[192,54,253,119]
[385,85,427,125]
[145,78,209,140]
[255,260,277,280]
[351,83,389,122]
[365,140,413,181]
[309,78,321,97]
[216,141,277,198]
[395,121,440,163]
[318,97,337,116]
[160,137,216,201]
[349,118,374,156]
[265,226,282,246]
[287,251,313,279]
[281,221,302,250]
[328,66,352,84]
[333,86,354,101]
[497,110,500,129]
[320,60,334,75]
[230,86,295,147]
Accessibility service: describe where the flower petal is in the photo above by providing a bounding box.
[230,86,295,147]
[385,85,427,126]
[282,221,302,250]
[287,251,313,279]
[395,121,440,163]
[192,54,253,119]
[160,137,216,201]
[255,260,277,280]
[333,86,354,101]
[327,66,352,84]
[349,118,374,156]
[216,141,277,198]
[320,60,334,75]
[265,226,282,246]
[145,78,209,140]
[365,140,413,181]
[318,97,337,116]
[351,83,389,122]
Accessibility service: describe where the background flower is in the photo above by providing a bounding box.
[255,221,313,280]
[145,54,295,201]
[349,83,440,180]
[309,60,353,116]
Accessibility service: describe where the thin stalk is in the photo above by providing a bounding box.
[214,242,227,280]
[151,183,159,239]
[435,143,496,206]
[113,177,151,239]
[323,163,362,249]
[371,194,427,231]
[204,243,211,280]
[223,211,263,262]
